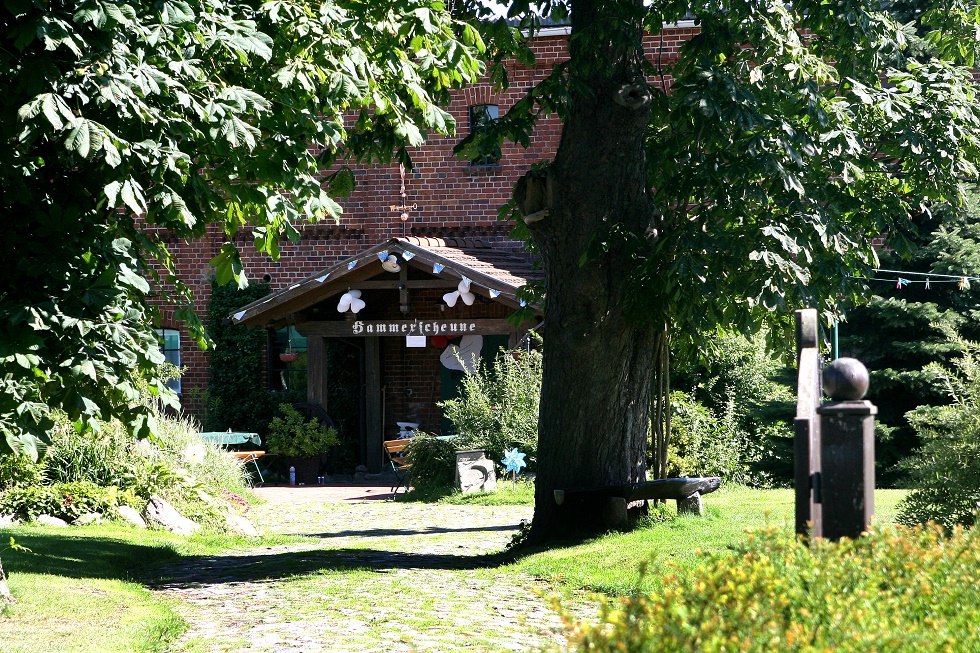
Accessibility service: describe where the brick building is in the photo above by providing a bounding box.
[159,22,698,472]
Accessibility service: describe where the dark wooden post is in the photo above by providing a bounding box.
[365,336,383,473]
[818,358,876,540]
[794,309,823,537]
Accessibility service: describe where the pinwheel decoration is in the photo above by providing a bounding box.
[336,289,366,314]
[443,277,476,308]
[501,447,527,481]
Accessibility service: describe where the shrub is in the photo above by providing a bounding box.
[405,434,457,490]
[43,417,134,486]
[35,403,252,531]
[0,481,137,521]
[897,341,980,529]
[0,453,44,490]
[266,403,339,457]
[555,523,980,652]
[440,343,542,468]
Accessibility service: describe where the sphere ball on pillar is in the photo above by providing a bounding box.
[823,357,870,401]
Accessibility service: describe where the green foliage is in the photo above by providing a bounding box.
[667,391,748,482]
[440,345,542,468]
[1,0,483,452]
[897,341,980,529]
[0,454,44,491]
[0,481,135,522]
[266,404,339,457]
[204,281,278,434]
[841,185,980,482]
[555,523,980,652]
[671,330,795,486]
[405,434,457,490]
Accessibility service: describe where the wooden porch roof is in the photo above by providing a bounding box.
[230,237,541,327]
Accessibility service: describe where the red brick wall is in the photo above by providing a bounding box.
[156,27,693,421]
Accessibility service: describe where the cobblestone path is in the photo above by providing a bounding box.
[155,487,588,652]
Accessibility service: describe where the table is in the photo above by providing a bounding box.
[199,432,264,482]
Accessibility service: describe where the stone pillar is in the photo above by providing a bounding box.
[817,358,877,541]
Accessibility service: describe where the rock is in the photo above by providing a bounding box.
[225,512,259,536]
[73,512,104,526]
[117,505,148,529]
[677,492,705,516]
[0,514,18,527]
[143,496,200,536]
[36,514,69,527]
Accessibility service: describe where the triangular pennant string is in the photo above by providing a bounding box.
[347,260,357,270]
[402,251,415,261]
[433,262,444,274]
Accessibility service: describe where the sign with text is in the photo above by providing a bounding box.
[297,318,515,338]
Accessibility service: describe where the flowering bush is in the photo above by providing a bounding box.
[555,523,980,652]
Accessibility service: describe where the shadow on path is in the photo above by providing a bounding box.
[295,523,517,539]
[152,546,506,590]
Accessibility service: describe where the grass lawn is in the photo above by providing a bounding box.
[509,486,908,595]
[0,524,296,653]
[0,486,909,651]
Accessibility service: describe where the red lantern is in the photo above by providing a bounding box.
[431,335,449,349]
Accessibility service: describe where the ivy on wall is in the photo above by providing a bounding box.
[204,281,277,434]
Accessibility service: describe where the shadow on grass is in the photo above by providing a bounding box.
[0,529,524,590]
[2,530,183,582]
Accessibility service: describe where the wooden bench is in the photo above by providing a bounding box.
[554,477,722,530]
[383,439,411,493]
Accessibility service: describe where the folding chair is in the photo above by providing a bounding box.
[383,439,411,493]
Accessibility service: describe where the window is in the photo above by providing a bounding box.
[156,328,182,394]
[270,325,308,397]
[469,104,500,165]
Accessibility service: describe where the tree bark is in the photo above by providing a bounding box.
[527,0,658,541]
[0,554,13,603]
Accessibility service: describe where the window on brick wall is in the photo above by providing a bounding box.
[269,325,308,397]
[469,104,500,165]
[156,328,182,394]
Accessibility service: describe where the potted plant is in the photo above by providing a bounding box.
[279,332,300,363]
[266,404,339,483]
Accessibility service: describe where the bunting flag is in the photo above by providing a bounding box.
[402,251,415,261]
[433,262,445,274]
[377,250,389,262]
[347,260,357,270]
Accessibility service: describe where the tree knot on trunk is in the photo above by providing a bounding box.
[614,83,651,110]
[514,169,552,226]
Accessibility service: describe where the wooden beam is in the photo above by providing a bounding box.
[346,279,459,290]
[306,336,327,410]
[364,337,383,473]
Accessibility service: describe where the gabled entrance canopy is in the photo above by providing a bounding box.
[229,237,542,474]
[230,237,541,328]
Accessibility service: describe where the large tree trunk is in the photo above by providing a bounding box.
[0,554,13,603]
[527,0,657,541]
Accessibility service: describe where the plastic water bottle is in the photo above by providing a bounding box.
[288,466,296,486]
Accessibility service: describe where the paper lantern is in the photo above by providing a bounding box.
[431,335,450,349]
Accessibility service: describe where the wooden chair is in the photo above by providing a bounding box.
[383,439,411,493]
